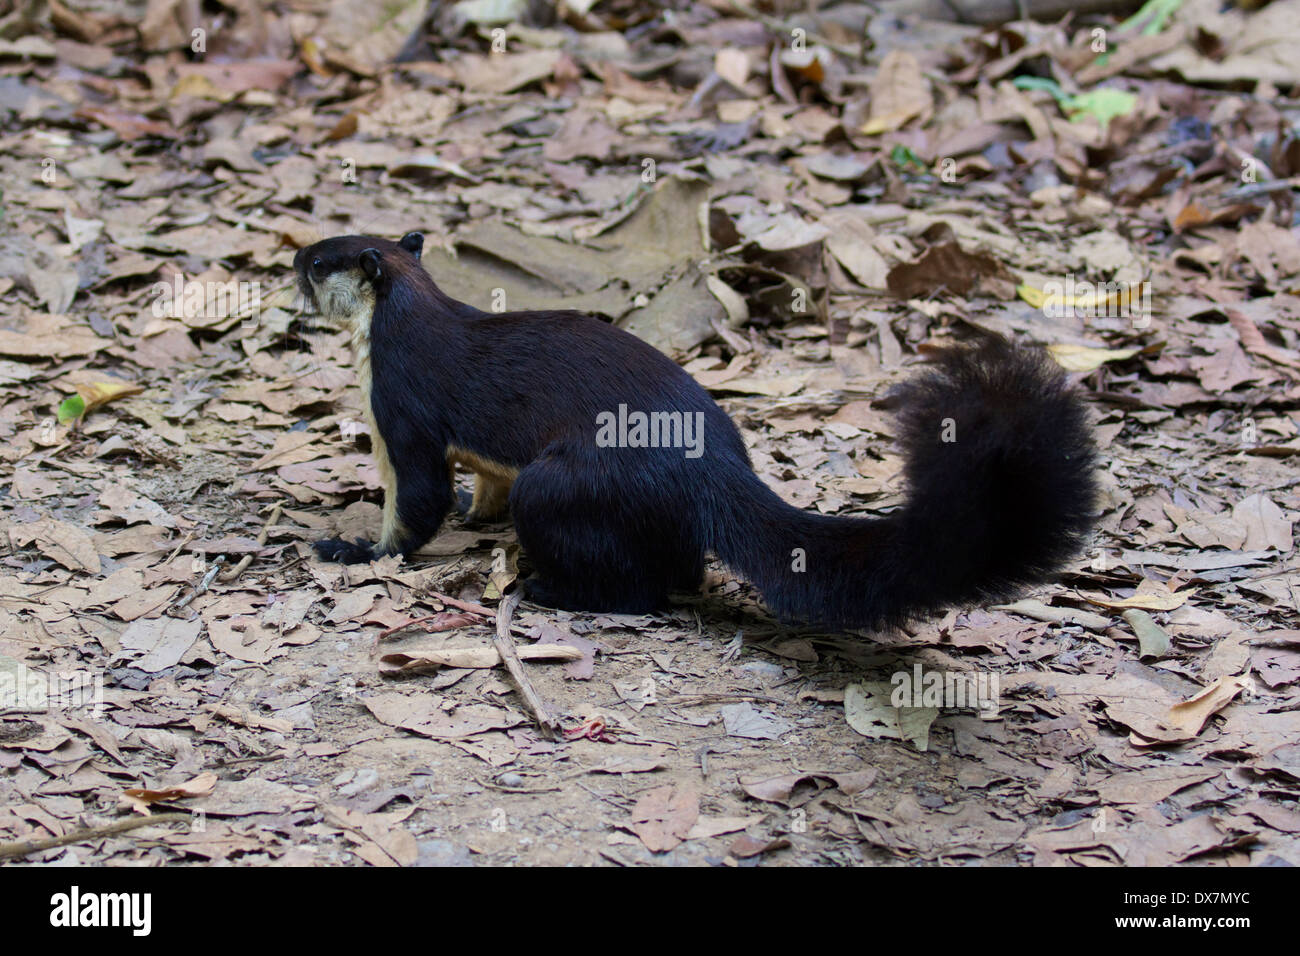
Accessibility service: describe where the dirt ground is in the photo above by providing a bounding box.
[2,0,1299,867]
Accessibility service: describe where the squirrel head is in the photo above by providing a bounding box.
[294,232,424,326]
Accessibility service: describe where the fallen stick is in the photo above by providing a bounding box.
[0,812,191,861]
[428,591,497,618]
[170,556,225,612]
[377,611,483,641]
[221,503,284,582]
[379,642,583,673]
[493,590,560,737]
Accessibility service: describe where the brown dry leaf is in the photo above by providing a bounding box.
[99,483,176,528]
[728,833,791,858]
[189,778,316,817]
[542,109,617,162]
[739,770,876,804]
[823,212,889,288]
[1232,493,1293,553]
[325,585,386,624]
[75,105,177,141]
[482,543,518,600]
[886,241,1010,298]
[1149,0,1300,86]
[324,805,419,867]
[1190,339,1261,392]
[1253,743,1300,781]
[714,48,749,88]
[172,60,299,97]
[363,693,522,740]
[453,50,561,94]
[1225,308,1300,372]
[1081,585,1193,612]
[120,772,218,813]
[207,617,283,664]
[861,51,930,135]
[316,0,426,76]
[994,598,1112,632]
[628,782,699,853]
[1236,220,1300,289]
[116,617,202,672]
[8,517,99,572]
[1162,675,1253,742]
[202,703,294,734]
[250,432,325,470]
[0,325,107,359]
[1097,766,1221,806]
[584,746,671,775]
[1046,343,1143,373]
[1253,646,1300,688]
[1175,508,1247,550]
[684,815,762,840]
[844,682,939,751]
[843,795,1027,860]
[708,371,813,397]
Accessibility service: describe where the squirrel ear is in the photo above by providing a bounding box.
[359,248,384,282]
[399,231,424,258]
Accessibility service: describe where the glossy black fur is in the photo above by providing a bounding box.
[297,234,1098,630]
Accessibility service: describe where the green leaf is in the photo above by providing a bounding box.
[1119,0,1183,36]
[1012,75,1067,103]
[1063,88,1137,129]
[56,394,86,423]
[889,144,926,172]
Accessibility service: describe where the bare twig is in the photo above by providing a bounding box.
[1222,176,1300,201]
[428,590,497,618]
[170,556,225,612]
[0,812,191,861]
[493,590,560,737]
[220,503,284,582]
[162,528,198,566]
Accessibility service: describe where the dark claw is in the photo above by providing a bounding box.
[313,537,376,563]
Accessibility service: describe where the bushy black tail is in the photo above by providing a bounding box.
[708,338,1098,630]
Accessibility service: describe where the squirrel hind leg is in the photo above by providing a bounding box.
[464,474,513,524]
[510,444,699,614]
[523,572,668,614]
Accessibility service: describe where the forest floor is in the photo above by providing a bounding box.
[1,0,1298,866]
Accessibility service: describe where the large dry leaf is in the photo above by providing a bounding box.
[844,681,939,751]
[7,517,99,572]
[363,693,522,740]
[628,783,699,853]
[861,51,930,134]
[116,617,202,673]
[1161,675,1253,742]
[1232,493,1293,553]
[1046,343,1143,373]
